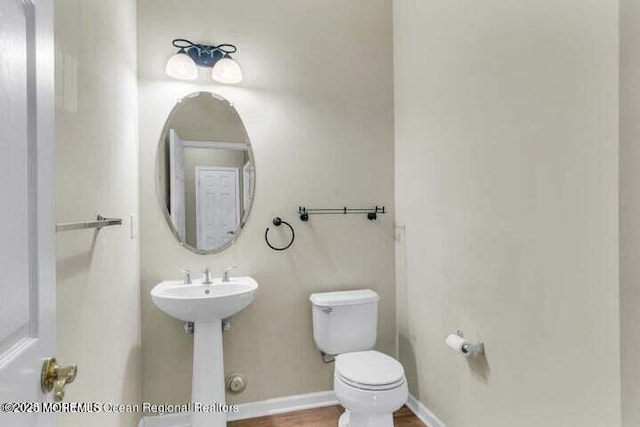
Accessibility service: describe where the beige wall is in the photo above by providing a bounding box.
[621,0,640,425]
[138,0,395,406]
[167,93,248,143]
[55,1,141,426]
[394,1,620,426]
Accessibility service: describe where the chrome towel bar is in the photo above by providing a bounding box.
[56,215,122,233]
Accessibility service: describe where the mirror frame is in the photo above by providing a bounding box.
[155,91,256,255]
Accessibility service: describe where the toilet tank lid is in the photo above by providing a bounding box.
[309,289,379,307]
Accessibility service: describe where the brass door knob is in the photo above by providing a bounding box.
[41,357,78,402]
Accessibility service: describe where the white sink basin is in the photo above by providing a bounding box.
[150,275,258,427]
[151,277,258,322]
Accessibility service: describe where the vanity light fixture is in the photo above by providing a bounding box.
[166,38,243,84]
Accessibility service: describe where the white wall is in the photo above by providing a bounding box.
[394,1,620,426]
[621,0,640,425]
[138,0,395,406]
[55,1,141,426]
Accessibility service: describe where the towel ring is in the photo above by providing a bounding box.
[265,217,295,251]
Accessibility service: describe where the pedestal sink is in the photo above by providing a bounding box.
[151,277,258,427]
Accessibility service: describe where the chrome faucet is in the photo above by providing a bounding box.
[222,266,237,282]
[202,268,213,285]
[181,268,192,285]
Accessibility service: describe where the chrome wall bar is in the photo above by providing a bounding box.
[56,215,122,233]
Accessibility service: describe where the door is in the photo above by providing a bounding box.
[0,0,56,425]
[169,129,186,241]
[196,167,240,251]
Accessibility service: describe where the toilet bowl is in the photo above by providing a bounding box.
[309,290,409,427]
[334,351,408,427]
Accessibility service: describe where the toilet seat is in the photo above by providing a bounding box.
[335,351,405,391]
[337,373,405,391]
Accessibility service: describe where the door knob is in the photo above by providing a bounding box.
[41,357,78,402]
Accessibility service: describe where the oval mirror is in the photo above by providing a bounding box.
[156,92,255,254]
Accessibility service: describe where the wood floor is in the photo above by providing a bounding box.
[228,405,426,427]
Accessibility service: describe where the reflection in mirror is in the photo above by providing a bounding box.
[157,92,255,254]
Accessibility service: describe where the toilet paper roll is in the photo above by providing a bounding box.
[446,334,470,356]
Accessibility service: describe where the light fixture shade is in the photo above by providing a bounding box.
[165,50,198,80]
[211,57,243,84]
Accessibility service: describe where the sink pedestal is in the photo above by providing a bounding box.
[191,319,226,427]
[150,277,259,427]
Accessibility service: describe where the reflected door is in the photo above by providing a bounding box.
[196,168,239,251]
[0,0,56,425]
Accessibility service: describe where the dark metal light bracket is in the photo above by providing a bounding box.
[172,38,237,68]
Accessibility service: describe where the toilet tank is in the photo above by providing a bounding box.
[309,289,379,355]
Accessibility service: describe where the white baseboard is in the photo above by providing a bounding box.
[138,390,338,427]
[137,391,445,427]
[228,390,339,421]
[406,394,446,427]
[138,411,190,427]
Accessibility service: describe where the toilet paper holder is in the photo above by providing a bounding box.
[455,330,485,356]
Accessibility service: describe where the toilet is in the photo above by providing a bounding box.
[310,290,408,427]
